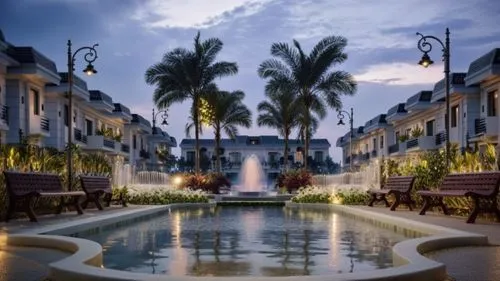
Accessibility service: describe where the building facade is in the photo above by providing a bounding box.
[180,135,331,184]
[337,48,500,171]
[0,29,177,167]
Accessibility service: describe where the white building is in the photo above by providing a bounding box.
[180,135,331,184]
[337,48,500,171]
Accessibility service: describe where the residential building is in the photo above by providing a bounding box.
[180,135,331,184]
[336,48,500,171]
[0,30,16,144]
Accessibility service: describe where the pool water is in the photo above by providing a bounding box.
[84,206,412,276]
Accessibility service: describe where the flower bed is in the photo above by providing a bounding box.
[291,185,370,205]
[124,186,209,205]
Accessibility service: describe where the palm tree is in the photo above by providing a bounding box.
[257,84,300,171]
[204,90,252,172]
[258,36,357,169]
[145,31,238,173]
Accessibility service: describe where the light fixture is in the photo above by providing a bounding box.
[418,53,434,68]
[337,119,345,126]
[83,63,97,75]
[161,118,168,126]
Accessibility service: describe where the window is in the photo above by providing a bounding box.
[64,105,69,126]
[314,151,323,162]
[85,119,93,135]
[395,131,400,143]
[487,91,497,117]
[186,151,195,163]
[380,136,384,149]
[133,135,137,149]
[140,137,144,150]
[451,105,459,128]
[365,143,368,153]
[32,89,40,115]
[426,119,435,136]
[405,128,411,137]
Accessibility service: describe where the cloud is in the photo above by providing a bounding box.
[354,62,444,86]
[131,0,275,29]
[113,51,132,57]
[284,0,499,50]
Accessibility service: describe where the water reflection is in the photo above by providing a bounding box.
[85,206,412,276]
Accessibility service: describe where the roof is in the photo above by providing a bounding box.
[364,114,387,128]
[406,90,432,105]
[387,103,407,116]
[58,72,88,91]
[131,114,151,128]
[433,73,466,94]
[467,48,500,78]
[6,46,58,74]
[113,103,131,115]
[0,29,5,42]
[180,135,331,148]
[89,90,113,104]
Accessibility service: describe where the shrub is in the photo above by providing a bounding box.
[279,169,312,193]
[127,186,208,205]
[333,189,371,205]
[291,186,332,203]
[176,172,231,194]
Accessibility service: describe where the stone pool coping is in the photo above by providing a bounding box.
[3,202,489,281]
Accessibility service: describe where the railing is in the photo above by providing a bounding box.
[345,156,350,164]
[139,149,150,159]
[475,118,486,135]
[103,138,115,149]
[371,150,377,157]
[406,138,419,149]
[388,143,399,154]
[435,132,446,145]
[40,117,50,131]
[121,143,130,153]
[1,105,8,124]
[361,153,370,161]
[74,128,88,144]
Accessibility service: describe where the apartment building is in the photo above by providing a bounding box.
[0,29,177,165]
[180,135,331,182]
[337,48,500,170]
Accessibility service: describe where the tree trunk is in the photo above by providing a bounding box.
[304,98,311,171]
[194,97,200,174]
[283,132,289,172]
[215,126,221,173]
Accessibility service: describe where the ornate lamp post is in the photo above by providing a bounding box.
[416,28,450,168]
[337,107,354,171]
[152,108,169,135]
[67,40,98,190]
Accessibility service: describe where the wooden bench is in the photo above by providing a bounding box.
[367,176,416,211]
[80,175,127,210]
[417,172,500,223]
[4,171,85,222]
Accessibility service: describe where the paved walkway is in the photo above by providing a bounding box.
[356,206,500,281]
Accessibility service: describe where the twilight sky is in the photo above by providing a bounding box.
[1,0,500,159]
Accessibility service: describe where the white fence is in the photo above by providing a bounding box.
[312,161,380,191]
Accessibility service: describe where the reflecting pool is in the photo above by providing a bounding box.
[84,206,413,276]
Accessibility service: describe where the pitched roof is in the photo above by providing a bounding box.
[6,46,58,74]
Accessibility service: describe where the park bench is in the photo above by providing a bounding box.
[4,171,85,222]
[367,176,416,211]
[417,172,500,223]
[80,175,127,210]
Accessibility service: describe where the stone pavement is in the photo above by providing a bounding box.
[355,205,500,281]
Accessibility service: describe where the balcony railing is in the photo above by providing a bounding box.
[41,117,50,132]
[139,149,150,159]
[371,150,377,157]
[435,132,446,145]
[361,153,370,161]
[103,138,115,149]
[475,118,486,135]
[74,128,88,144]
[388,143,399,154]
[406,138,419,149]
[121,144,130,153]
[345,156,351,164]
[1,105,8,124]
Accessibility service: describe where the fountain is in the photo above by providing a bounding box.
[233,154,268,197]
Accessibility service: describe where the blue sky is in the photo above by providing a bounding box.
[1,0,499,159]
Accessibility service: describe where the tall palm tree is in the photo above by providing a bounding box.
[145,31,238,173]
[258,36,357,169]
[204,90,252,172]
[257,84,300,171]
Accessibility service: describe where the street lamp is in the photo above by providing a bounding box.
[416,28,450,168]
[67,40,98,191]
[337,107,354,171]
[152,108,168,135]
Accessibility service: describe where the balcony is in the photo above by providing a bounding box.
[406,136,435,151]
[41,117,50,132]
[139,149,150,159]
[1,105,8,124]
[120,143,130,153]
[371,150,377,158]
[474,117,498,137]
[388,143,399,154]
[435,132,446,146]
[74,128,88,144]
[86,135,116,152]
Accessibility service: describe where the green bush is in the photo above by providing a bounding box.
[333,189,371,205]
[291,186,332,203]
